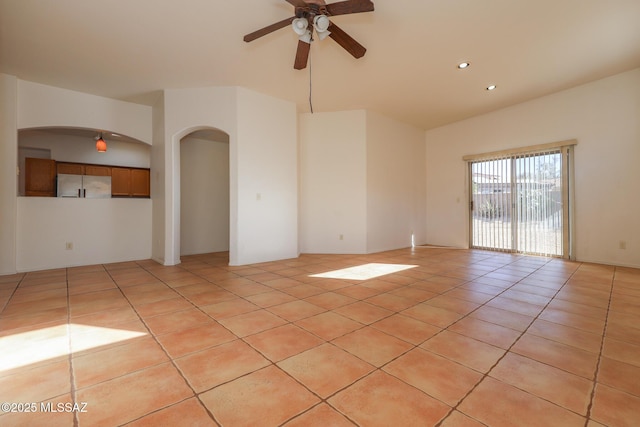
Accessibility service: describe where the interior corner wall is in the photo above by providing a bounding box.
[425,68,640,268]
[235,87,298,265]
[151,91,166,265]
[365,111,427,253]
[0,74,18,275]
[299,111,368,254]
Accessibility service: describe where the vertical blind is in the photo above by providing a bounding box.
[465,141,575,258]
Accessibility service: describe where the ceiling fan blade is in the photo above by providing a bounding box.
[326,0,374,16]
[244,17,295,42]
[294,40,311,69]
[328,22,366,59]
[285,0,309,8]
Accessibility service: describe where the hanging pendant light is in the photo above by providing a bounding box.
[96,132,107,152]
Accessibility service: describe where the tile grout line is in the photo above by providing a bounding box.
[101,263,224,427]
[171,258,368,425]
[2,252,634,426]
[357,253,568,426]
[0,273,26,317]
[157,251,469,425]
[137,259,360,427]
[267,253,562,425]
[272,253,564,425]
[399,255,547,426]
[65,267,80,427]
[66,252,604,425]
[431,256,585,427]
[583,265,616,427]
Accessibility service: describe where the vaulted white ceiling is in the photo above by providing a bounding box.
[2,0,639,130]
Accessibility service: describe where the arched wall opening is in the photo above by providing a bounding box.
[17,126,150,196]
[179,128,230,256]
[14,126,153,271]
[169,126,231,264]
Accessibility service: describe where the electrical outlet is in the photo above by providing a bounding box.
[619,241,627,250]
[65,242,73,250]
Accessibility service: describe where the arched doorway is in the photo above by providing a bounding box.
[179,128,230,257]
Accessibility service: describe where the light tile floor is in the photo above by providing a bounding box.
[1,247,640,426]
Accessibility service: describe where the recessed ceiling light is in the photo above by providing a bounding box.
[486,85,497,91]
[457,62,470,69]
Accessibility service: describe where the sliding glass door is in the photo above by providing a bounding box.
[469,147,571,257]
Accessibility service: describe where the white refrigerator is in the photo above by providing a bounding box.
[57,174,112,198]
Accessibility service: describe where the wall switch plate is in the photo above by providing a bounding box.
[619,241,626,250]
[65,242,73,250]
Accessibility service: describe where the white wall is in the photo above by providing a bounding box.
[17,80,152,143]
[299,111,368,254]
[0,74,18,274]
[180,136,230,255]
[151,92,166,265]
[18,131,150,168]
[235,87,298,264]
[5,79,154,273]
[366,111,426,253]
[299,110,426,255]
[425,68,640,268]
[162,86,237,265]
[162,86,298,266]
[16,198,151,271]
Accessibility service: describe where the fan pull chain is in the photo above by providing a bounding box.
[308,46,314,114]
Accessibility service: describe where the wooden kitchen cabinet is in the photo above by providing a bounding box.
[111,167,131,197]
[111,167,150,197]
[26,159,149,198]
[25,157,56,197]
[58,163,111,177]
[85,165,111,176]
[57,162,84,175]
[131,169,150,197]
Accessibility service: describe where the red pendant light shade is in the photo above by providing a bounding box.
[96,133,107,152]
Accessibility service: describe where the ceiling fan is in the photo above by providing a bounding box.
[244,0,374,70]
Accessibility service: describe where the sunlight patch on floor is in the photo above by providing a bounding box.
[310,263,418,281]
[0,324,147,372]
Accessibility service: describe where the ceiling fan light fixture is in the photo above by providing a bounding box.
[316,30,331,41]
[243,0,374,69]
[313,15,330,32]
[312,15,331,40]
[292,18,308,36]
[299,30,312,44]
